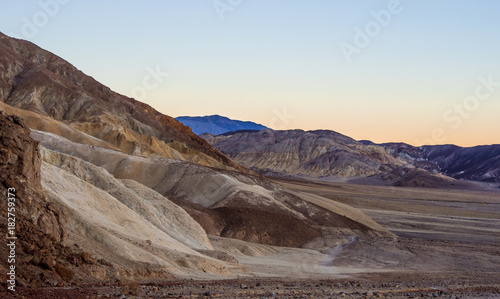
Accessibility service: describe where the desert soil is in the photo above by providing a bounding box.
[3,178,500,298]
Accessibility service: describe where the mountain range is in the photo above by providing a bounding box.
[366,142,500,184]
[175,115,268,135]
[202,129,500,187]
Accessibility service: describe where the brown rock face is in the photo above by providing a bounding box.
[171,200,322,248]
[54,264,74,282]
[0,110,61,239]
[0,111,106,287]
[0,112,39,182]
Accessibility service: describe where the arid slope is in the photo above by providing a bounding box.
[0,32,244,172]
[34,129,392,247]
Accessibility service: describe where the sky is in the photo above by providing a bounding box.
[0,0,499,146]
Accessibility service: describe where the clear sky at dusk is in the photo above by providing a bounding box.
[0,0,499,146]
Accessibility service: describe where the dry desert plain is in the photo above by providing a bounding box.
[5,178,500,298]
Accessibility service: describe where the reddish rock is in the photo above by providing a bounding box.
[40,255,56,270]
[80,252,96,265]
[0,110,106,287]
[0,33,250,174]
[55,264,74,282]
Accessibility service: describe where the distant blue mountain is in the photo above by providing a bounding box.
[175,115,269,135]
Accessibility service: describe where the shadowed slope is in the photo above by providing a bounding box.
[374,142,500,184]
[422,144,500,183]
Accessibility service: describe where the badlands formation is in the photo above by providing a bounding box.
[1,32,499,297]
[204,129,500,188]
[201,129,460,188]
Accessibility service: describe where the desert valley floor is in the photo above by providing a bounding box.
[5,178,500,298]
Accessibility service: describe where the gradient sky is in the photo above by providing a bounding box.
[1,0,499,146]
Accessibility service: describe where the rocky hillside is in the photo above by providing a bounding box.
[371,142,500,184]
[176,115,268,135]
[206,129,393,177]
[420,145,500,183]
[0,32,244,172]
[204,129,460,187]
[0,108,393,285]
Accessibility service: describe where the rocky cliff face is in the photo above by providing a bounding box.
[0,110,109,287]
[0,110,60,239]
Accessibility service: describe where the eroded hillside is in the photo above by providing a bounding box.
[204,129,462,188]
[0,32,244,172]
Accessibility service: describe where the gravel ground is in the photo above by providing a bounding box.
[3,271,500,298]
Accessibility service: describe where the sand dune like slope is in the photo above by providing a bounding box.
[33,130,393,244]
[41,148,236,278]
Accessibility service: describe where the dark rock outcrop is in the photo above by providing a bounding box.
[0,111,106,287]
[421,144,500,183]
[0,110,61,240]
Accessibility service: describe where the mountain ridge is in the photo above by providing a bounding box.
[364,141,500,183]
[176,114,268,135]
[203,128,499,187]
